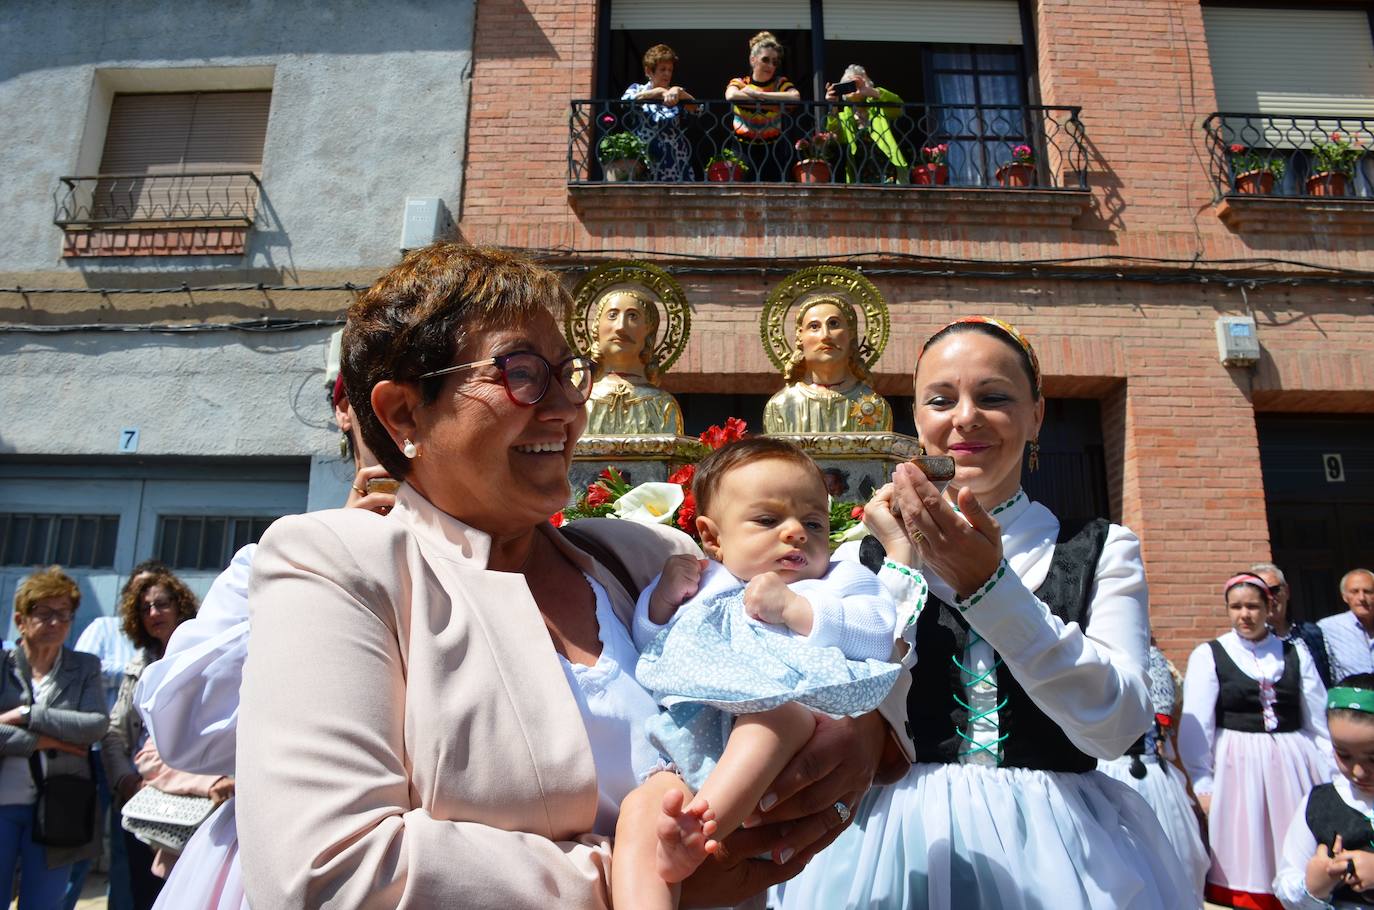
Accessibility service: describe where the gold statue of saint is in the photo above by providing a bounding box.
[763,295,893,434]
[585,289,684,435]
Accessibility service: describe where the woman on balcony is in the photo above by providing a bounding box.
[778,317,1194,910]
[725,31,800,182]
[824,65,910,184]
[621,44,696,182]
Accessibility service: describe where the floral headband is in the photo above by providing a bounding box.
[1328,687,1374,714]
[1223,572,1274,603]
[918,316,1042,395]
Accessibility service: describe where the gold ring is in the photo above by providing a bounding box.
[911,530,926,546]
[351,485,367,497]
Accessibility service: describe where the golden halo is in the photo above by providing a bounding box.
[760,266,890,373]
[567,262,691,375]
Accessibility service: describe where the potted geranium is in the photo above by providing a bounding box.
[706,147,751,183]
[996,144,1036,187]
[912,143,950,186]
[791,131,838,183]
[597,130,649,182]
[1227,143,1285,194]
[1307,132,1364,197]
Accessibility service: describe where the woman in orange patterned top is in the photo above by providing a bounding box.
[724,31,800,182]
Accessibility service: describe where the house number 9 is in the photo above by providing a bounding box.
[1323,453,1345,483]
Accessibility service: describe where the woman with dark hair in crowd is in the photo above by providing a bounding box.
[103,570,219,910]
[783,316,1191,909]
[0,567,107,909]
[233,243,904,907]
[1180,572,1333,910]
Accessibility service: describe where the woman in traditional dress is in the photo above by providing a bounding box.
[1180,572,1333,910]
[780,315,1192,909]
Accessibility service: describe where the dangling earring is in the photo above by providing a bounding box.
[1028,438,1040,473]
[403,438,419,459]
[917,440,926,456]
[338,432,350,459]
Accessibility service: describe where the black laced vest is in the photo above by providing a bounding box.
[1208,637,1301,733]
[861,517,1111,773]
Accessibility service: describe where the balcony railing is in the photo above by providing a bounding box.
[1203,113,1373,200]
[53,172,262,227]
[569,98,1088,190]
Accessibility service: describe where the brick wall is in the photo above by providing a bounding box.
[460,0,1374,663]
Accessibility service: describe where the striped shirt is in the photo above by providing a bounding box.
[728,75,796,141]
[1317,610,1374,682]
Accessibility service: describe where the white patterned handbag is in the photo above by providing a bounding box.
[120,786,216,854]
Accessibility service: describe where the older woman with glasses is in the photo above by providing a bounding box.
[104,569,220,910]
[0,566,107,910]
[235,243,903,908]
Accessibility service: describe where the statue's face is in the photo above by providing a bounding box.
[797,302,852,368]
[596,293,651,367]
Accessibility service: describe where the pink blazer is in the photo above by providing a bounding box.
[237,485,698,908]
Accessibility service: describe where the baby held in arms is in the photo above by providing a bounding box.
[615,437,925,909]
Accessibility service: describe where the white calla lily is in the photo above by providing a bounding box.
[833,521,871,544]
[612,482,684,526]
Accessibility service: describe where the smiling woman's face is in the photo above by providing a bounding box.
[914,330,1043,504]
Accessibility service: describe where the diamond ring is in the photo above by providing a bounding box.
[833,801,851,824]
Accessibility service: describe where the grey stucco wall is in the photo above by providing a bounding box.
[1,0,474,275]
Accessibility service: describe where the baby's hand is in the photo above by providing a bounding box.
[744,573,813,635]
[648,555,707,625]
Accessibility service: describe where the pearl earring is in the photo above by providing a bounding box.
[402,439,418,459]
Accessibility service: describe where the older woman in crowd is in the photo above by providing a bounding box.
[725,31,800,182]
[785,316,1192,909]
[622,43,696,182]
[824,64,910,184]
[0,567,107,909]
[236,243,903,908]
[104,569,218,910]
[1180,572,1332,910]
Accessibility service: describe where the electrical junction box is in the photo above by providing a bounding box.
[400,197,452,252]
[1216,315,1261,367]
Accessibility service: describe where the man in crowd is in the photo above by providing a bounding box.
[1317,568,1374,682]
[1251,562,1333,687]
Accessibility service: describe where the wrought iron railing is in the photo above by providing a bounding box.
[53,172,262,227]
[1202,113,1373,200]
[569,99,1088,189]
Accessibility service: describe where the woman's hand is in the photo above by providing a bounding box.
[208,776,236,805]
[863,484,912,566]
[890,463,1002,598]
[35,735,88,757]
[346,464,396,515]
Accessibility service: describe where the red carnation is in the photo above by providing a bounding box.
[676,491,698,535]
[586,483,612,507]
[850,505,864,520]
[549,511,565,527]
[668,464,696,487]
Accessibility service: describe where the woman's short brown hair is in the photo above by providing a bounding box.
[342,243,573,479]
[118,570,198,654]
[692,437,824,519]
[643,44,678,72]
[13,566,80,618]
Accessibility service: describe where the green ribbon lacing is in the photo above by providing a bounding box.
[952,633,1007,761]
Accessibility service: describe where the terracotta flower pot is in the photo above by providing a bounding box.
[1233,170,1275,195]
[602,159,645,182]
[996,162,1036,187]
[791,159,832,184]
[912,163,950,186]
[1306,171,1349,197]
[706,161,747,182]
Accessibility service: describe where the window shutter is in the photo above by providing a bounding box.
[823,0,1022,45]
[1203,7,1374,116]
[611,0,811,30]
[98,91,271,174]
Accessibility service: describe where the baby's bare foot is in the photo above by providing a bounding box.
[655,788,719,883]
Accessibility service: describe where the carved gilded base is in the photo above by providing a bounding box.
[568,434,711,496]
[765,432,923,500]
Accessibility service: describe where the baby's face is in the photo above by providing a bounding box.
[700,457,831,583]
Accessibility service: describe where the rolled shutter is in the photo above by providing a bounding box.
[98,91,271,174]
[1203,7,1374,116]
[611,0,811,30]
[824,0,1022,45]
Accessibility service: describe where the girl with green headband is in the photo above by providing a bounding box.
[1275,673,1374,908]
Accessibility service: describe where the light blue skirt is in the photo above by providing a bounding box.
[774,761,1196,910]
[636,588,901,791]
